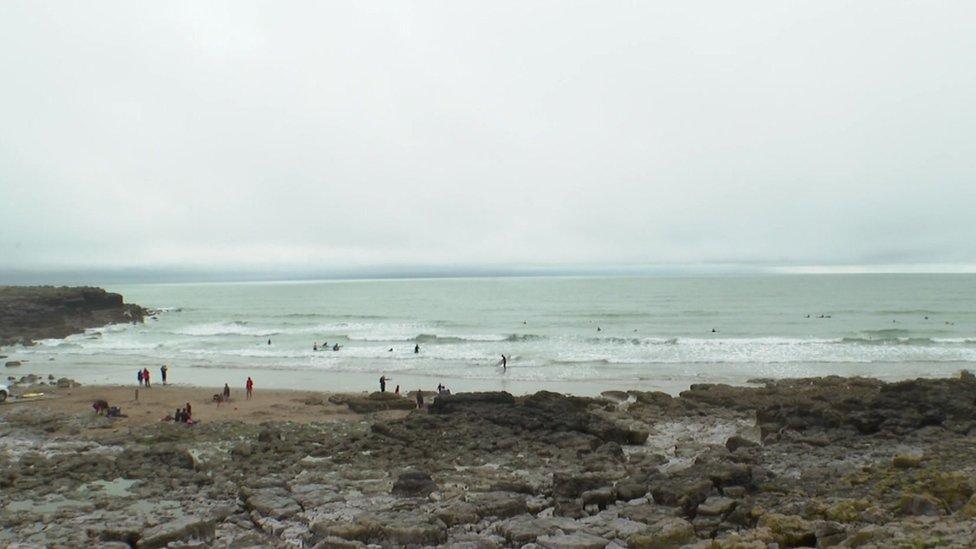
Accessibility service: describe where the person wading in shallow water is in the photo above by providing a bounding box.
[246,377,254,399]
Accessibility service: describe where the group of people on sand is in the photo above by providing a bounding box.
[169,402,194,424]
[136,367,152,388]
[139,376,255,426]
[135,365,173,388]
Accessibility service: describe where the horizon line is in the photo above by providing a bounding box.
[1,262,975,285]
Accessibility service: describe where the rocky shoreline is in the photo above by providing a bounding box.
[2,374,976,547]
[0,286,146,348]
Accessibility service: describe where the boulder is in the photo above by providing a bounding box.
[245,488,302,519]
[898,493,946,516]
[469,491,528,519]
[892,454,923,468]
[436,501,479,526]
[615,481,647,501]
[627,517,696,549]
[695,496,736,517]
[580,486,615,509]
[554,472,612,499]
[725,435,758,453]
[137,516,214,549]
[495,515,580,544]
[391,470,437,498]
[331,392,416,413]
[429,392,517,414]
[757,513,816,546]
[650,478,712,514]
[56,377,79,388]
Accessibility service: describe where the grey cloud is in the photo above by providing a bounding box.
[1,1,974,275]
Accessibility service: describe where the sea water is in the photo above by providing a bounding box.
[10,275,976,395]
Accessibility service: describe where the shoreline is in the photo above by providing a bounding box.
[5,355,973,399]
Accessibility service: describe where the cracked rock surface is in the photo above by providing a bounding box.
[3,375,976,547]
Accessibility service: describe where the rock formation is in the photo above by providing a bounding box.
[3,375,976,546]
[0,286,146,346]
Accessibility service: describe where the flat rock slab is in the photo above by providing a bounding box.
[696,496,737,517]
[137,516,214,549]
[537,532,610,549]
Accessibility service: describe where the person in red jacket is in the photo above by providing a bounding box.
[246,377,254,400]
[142,368,151,388]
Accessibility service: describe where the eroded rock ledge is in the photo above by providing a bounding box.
[0,286,146,347]
[3,374,976,547]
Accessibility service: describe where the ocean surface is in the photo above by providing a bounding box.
[10,275,976,395]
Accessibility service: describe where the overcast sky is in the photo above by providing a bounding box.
[1,1,974,277]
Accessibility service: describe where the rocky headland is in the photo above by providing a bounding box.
[3,374,976,547]
[0,286,146,348]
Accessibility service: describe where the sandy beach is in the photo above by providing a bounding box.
[4,384,374,428]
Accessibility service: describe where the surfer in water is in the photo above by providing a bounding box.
[501,354,507,371]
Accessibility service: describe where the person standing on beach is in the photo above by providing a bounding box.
[415,390,424,409]
[379,376,387,392]
[161,365,168,385]
[143,368,151,388]
[246,377,254,399]
[223,383,231,401]
[137,369,143,387]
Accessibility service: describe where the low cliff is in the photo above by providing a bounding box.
[0,286,146,346]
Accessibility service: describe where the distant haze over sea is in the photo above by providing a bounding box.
[2,263,975,286]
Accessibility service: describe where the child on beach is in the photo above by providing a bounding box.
[137,370,143,387]
[246,377,254,399]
